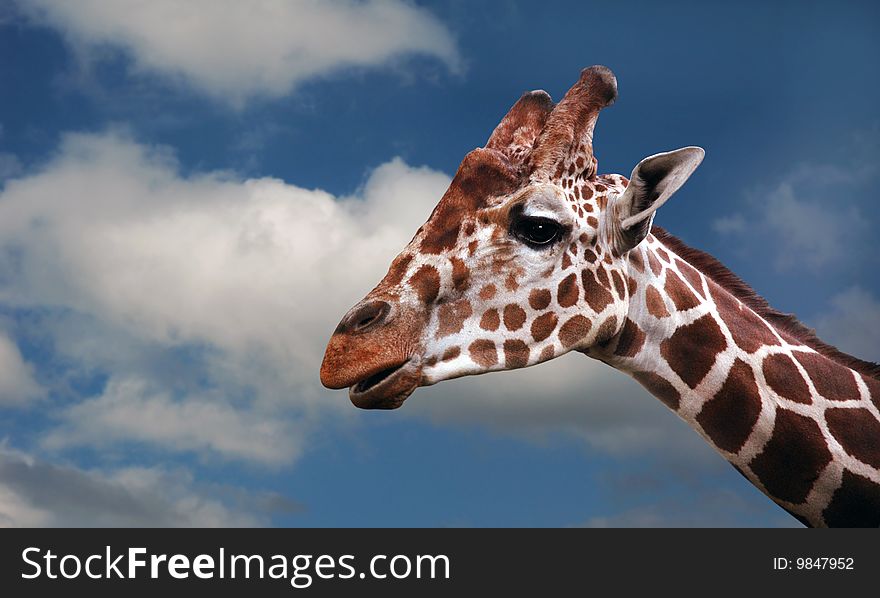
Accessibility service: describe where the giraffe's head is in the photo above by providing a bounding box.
[321,66,704,409]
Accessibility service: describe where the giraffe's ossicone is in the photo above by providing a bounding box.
[320,66,880,527]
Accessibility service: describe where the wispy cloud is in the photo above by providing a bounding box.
[583,488,798,528]
[17,0,461,106]
[813,286,880,362]
[41,377,303,465]
[712,134,878,273]
[0,331,44,405]
[0,445,294,527]
[409,354,720,467]
[713,177,869,271]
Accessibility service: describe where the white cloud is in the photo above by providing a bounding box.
[409,353,720,467]
[41,377,302,465]
[710,213,745,235]
[712,140,878,273]
[814,286,880,362]
[713,180,868,271]
[583,489,799,528]
[19,0,461,104]
[0,445,285,526]
[0,153,22,180]
[0,130,449,464]
[0,331,44,405]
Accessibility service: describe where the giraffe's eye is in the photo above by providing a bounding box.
[511,215,562,248]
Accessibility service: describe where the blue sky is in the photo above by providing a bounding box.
[0,0,878,527]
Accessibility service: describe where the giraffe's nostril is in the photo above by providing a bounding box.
[338,300,391,335]
[356,315,376,329]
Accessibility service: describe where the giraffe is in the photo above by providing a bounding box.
[320,65,880,527]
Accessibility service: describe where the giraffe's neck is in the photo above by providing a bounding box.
[589,231,880,527]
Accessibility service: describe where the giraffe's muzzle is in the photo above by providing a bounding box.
[320,298,425,409]
[347,358,421,409]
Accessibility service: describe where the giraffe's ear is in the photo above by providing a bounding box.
[609,147,704,254]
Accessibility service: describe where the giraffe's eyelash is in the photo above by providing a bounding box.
[519,207,563,220]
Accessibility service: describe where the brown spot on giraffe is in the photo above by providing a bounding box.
[586,216,599,228]
[468,240,478,256]
[656,247,670,262]
[595,264,611,289]
[441,346,461,362]
[505,271,519,291]
[531,312,558,342]
[409,265,440,304]
[660,315,726,389]
[793,351,861,402]
[863,374,880,412]
[557,273,579,307]
[503,304,527,331]
[503,339,530,369]
[710,282,779,353]
[479,309,500,331]
[450,257,470,293]
[664,270,700,311]
[645,285,669,318]
[594,315,618,345]
[479,284,496,301]
[633,372,681,410]
[629,250,644,273]
[539,345,555,362]
[610,270,626,299]
[696,359,762,454]
[749,409,832,504]
[436,299,473,338]
[675,259,705,299]
[762,353,811,404]
[559,315,592,348]
[822,470,880,527]
[561,251,572,270]
[582,269,613,313]
[613,318,645,358]
[647,250,662,276]
[584,248,598,263]
[627,276,637,295]
[383,253,413,288]
[468,339,498,368]
[825,408,880,468]
[528,288,552,311]
[421,220,460,255]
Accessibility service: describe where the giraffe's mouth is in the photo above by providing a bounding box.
[348,358,421,409]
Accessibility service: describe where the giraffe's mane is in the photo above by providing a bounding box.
[651,225,880,382]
